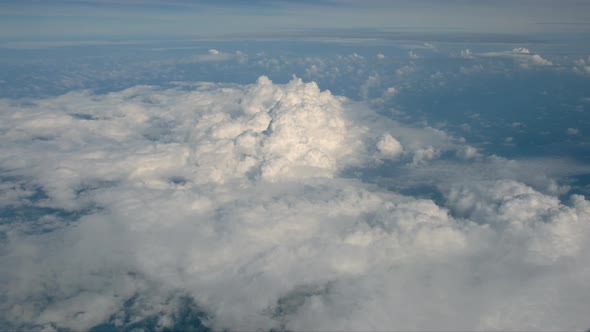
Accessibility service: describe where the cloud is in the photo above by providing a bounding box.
[573,56,590,75]
[456,145,480,160]
[512,47,531,54]
[376,133,403,158]
[400,42,436,51]
[1,77,590,331]
[478,48,553,68]
[396,64,415,77]
[180,49,248,63]
[408,50,421,60]
[411,146,440,165]
[459,49,474,59]
[381,86,398,99]
[360,74,381,99]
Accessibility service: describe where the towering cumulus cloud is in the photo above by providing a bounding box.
[0,77,589,331]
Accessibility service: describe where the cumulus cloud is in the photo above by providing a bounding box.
[381,86,398,99]
[456,145,480,160]
[408,50,421,60]
[573,56,590,75]
[360,74,381,99]
[376,133,403,158]
[396,64,415,77]
[512,47,531,54]
[0,77,589,331]
[477,47,553,68]
[459,49,474,59]
[180,49,247,64]
[411,146,440,165]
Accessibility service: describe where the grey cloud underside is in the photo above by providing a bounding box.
[0,77,589,331]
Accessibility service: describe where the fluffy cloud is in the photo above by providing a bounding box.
[512,47,531,54]
[478,48,553,68]
[573,56,590,75]
[459,49,474,59]
[180,49,247,64]
[408,50,421,60]
[376,133,403,158]
[0,77,589,331]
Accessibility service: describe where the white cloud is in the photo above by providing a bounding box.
[529,54,552,66]
[408,50,421,60]
[459,49,474,59]
[381,86,398,99]
[411,146,440,165]
[376,133,403,158]
[360,74,381,99]
[478,48,553,68]
[1,77,589,331]
[395,64,415,77]
[456,145,480,160]
[400,43,436,51]
[512,47,531,54]
[180,49,247,64]
[573,56,590,75]
[376,53,385,59]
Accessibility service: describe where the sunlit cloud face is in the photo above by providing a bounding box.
[1,76,589,331]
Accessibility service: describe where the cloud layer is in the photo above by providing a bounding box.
[0,77,589,331]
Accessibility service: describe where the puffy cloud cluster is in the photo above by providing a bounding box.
[459,49,474,59]
[376,133,403,158]
[573,56,590,75]
[478,48,553,68]
[0,77,589,331]
[408,50,421,60]
[512,47,531,54]
[180,49,248,64]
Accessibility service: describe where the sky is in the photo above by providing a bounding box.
[2,0,590,39]
[1,1,590,332]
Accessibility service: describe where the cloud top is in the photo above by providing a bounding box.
[0,77,589,331]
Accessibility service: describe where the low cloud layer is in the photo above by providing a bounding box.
[0,77,589,331]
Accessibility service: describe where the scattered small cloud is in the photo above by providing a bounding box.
[456,145,480,160]
[573,56,590,75]
[512,47,531,54]
[376,133,403,158]
[180,49,247,64]
[459,49,474,59]
[408,50,421,60]
[411,146,441,165]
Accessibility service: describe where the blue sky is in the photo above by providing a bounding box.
[2,0,590,39]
